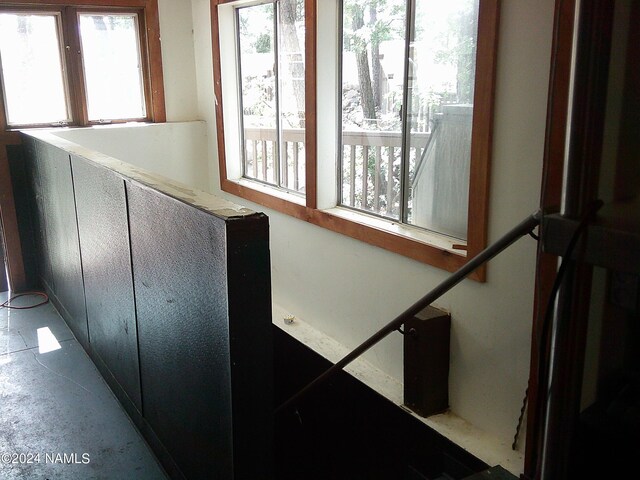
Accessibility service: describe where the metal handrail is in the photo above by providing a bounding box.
[276,210,542,413]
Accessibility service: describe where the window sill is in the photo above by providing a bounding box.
[324,207,467,258]
[232,178,306,208]
[221,178,484,281]
[7,120,154,131]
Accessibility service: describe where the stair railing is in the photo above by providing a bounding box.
[276,210,542,414]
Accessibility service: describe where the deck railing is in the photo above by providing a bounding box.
[243,127,305,192]
[243,127,430,218]
[340,130,430,217]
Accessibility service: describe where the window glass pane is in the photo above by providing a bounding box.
[277,0,305,193]
[0,13,69,126]
[238,3,278,185]
[406,0,478,239]
[79,13,145,121]
[340,0,407,220]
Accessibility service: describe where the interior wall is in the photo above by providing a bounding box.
[157,0,200,122]
[189,0,555,445]
[53,122,210,193]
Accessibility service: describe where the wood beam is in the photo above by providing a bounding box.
[0,142,26,291]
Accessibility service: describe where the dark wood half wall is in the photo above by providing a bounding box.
[18,132,273,480]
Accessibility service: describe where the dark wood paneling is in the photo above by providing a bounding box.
[23,137,88,347]
[127,181,232,480]
[273,326,487,480]
[21,133,273,479]
[226,217,273,478]
[127,181,273,479]
[72,156,141,412]
[6,145,37,289]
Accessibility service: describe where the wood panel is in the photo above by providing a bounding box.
[127,181,273,479]
[0,145,26,290]
[72,156,141,412]
[23,137,89,346]
[524,0,577,474]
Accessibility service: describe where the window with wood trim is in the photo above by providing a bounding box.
[212,0,498,279]
[236,0,306,194]
[0,0,165,130]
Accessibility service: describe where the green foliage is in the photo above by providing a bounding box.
[343,0,405,53]
[254,33,271,53]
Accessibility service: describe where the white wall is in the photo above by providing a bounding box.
[189,0,556,446]
[54,122,210,193]
[158,0,200,121]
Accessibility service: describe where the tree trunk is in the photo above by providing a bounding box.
[352,5,376,127]
[370,5,382,111]
[279,0,306,127]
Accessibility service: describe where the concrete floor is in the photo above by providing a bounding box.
[0,291,168,480]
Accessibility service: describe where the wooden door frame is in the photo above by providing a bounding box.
[0,132,26,291]
[524,0,615,477]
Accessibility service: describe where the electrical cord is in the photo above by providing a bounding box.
[537,199,603,398]
[512,200,604,452]
[512,226,543,450]
[1,291,49,309]
[513,387,529,451]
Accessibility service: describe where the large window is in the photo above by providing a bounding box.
[340,0,478,240]
[213,0,498,278]
[0,1,165,129]
[236,0,306,193]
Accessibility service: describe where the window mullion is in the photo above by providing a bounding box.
[61,6,88,126]
[135,10,153,121]
[273,1,282,188]
[399,0,415,224]
[303,0,317,208]
[235,7,251,183]
[336,0,345,209]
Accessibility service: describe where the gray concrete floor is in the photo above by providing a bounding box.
[0,291,168,480]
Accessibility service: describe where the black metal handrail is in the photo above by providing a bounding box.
[276,210,542,414]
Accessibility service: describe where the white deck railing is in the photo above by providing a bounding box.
[243,127,429,218]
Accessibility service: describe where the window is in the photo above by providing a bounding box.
[0,12,70,126]
[78,13,147,122]
[236,0,306,194]
[0,1,165,129]
[339,0,478,240]
[213,0,498,279]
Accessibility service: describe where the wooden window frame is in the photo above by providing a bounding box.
[0,0,166,130]
[211,0,498,280]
